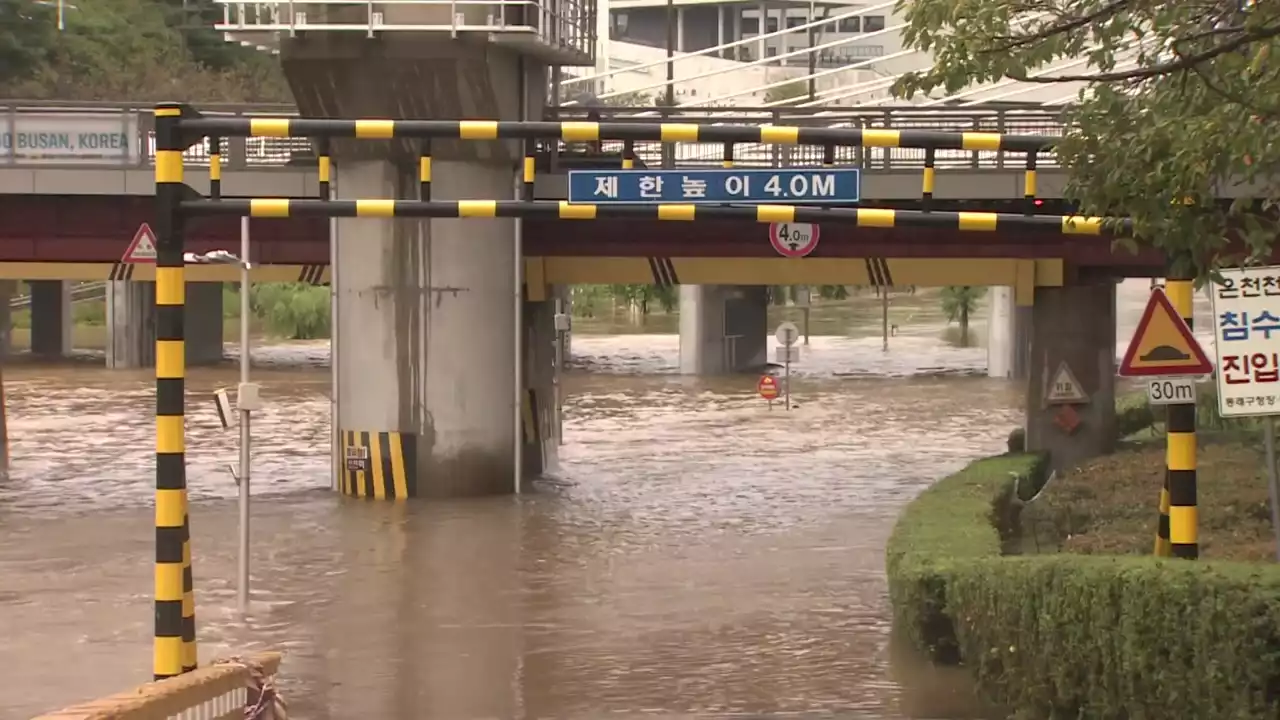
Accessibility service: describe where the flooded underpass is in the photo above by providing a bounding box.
[0,293,1030,719]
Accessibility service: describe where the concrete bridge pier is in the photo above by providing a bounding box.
[0,280,12,358]
[1025,280,1117,470]
[678,285,769,374]
[283,37,550,497]
[986,286,1031,380]
[105,281,224,369]
[29,280,72,358]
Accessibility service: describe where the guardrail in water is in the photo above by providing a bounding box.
[29,653,283,720]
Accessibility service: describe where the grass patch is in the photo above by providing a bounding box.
[1022,433,1280,561]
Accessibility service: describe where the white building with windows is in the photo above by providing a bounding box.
[563,0,905,106]
[563,0,1092,108]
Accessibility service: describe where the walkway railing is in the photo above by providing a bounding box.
[214,0,595,65]
[9,282,106,311]
[30,653,282,720]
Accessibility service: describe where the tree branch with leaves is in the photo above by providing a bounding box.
[892,0,1280,275]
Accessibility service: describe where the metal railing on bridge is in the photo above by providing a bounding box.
[1,100,1071,172]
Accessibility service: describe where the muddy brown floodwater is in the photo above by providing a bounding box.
[0,296,1035,720]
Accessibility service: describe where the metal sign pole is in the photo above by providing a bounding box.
[1265,416,1280,562]
[881,288,889,352]
[784,356,791,411]
[236,216,252,615]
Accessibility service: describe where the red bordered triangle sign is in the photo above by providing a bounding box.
[122,223,157,264]
[1118,287,1213,377]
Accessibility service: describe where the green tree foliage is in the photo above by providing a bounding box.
[570,284,676,317]
[764,80,809,106]
[939,285,986,346]
[250,283,329,339]
[0,0,288,101]
[892,0,1280,275]
[817,284,850,300]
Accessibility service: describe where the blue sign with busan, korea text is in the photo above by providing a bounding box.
[566,168,861,205]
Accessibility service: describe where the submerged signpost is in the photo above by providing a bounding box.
[775,321,800,411]
[1209,266,1280,561]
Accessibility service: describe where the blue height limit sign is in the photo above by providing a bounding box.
[567,168,861,205]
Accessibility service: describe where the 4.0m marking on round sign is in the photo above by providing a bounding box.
[769,223,820,258]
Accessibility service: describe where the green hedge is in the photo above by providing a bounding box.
[1115,390,1157,438]
[887,453,1280,719]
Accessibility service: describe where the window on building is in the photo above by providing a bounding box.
[611,12,628,38]
[863,15,885,32]
[766,46,778,56]
[786,16,805,29]
[742,17,759,33]
[837,16,860,33]
[765,17,779,33]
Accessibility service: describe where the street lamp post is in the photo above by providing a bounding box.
[185,219,258,616]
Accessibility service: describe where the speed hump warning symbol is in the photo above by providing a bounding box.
[768,222,820,258]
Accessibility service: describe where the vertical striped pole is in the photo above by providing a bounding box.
[418,140,431,201]
[522,138,536,201]
[317,138,331,200]
[722,142,734,169]
[209,137,222,201]
[822,144,834,168]
[1165,268,1198,559]
[1154,469,1173,556]
[1023,153,1038,216]
[922,148,936,212]
[153,103,192,679]
[622,140,635,170]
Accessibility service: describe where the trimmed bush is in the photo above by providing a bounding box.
[887,454,1280,719]
[1115,390,1157,437]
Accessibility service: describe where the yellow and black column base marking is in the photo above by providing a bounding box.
[341,430,418,499]
[865,258,894,288]
[647,257,679,288]
[297,264,327,285]
[109,263,139,281]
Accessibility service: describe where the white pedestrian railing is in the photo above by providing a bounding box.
[213,0,595,65]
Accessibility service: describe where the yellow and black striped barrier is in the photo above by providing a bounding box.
[178,199,1121,235]
[154,103,196,680]
[1164,270,1199,560]
[178,113,1058,153]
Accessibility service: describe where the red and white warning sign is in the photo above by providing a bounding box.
[121,223,158,264]
[768,222,820,258]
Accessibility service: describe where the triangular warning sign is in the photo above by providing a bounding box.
[1046,361,1088,405]
[1119,287,1213,377]
[122,223,157,264]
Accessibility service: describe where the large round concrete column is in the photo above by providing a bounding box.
[334,160,518,497]
[280,38,548,497]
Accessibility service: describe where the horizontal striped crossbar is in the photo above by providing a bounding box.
[180,199,1117,235]
[179,117,1056,153]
